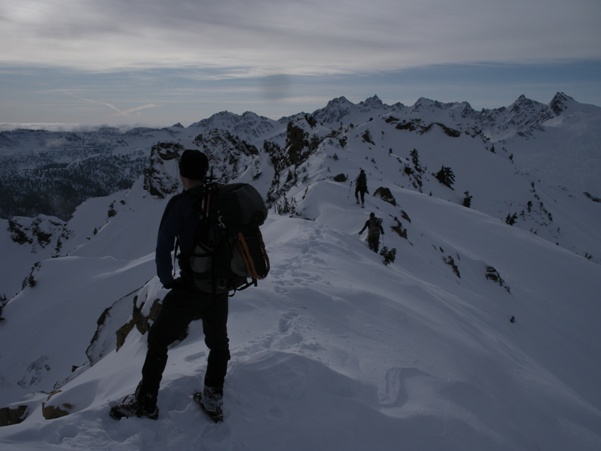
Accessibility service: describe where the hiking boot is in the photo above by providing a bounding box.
[200,386,223,414]
[110,394,159,420]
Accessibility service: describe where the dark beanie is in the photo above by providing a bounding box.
[179,149,208,180]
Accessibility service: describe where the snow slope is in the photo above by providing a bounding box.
[1,174,600,450]
[1,94,600,450]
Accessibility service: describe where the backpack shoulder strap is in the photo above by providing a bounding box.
[189,182,227,222]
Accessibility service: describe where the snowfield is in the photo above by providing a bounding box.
[1,94,600,450]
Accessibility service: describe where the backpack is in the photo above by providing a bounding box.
[356,172,367,189]
[368,216,382,236]
[188,182,270,294]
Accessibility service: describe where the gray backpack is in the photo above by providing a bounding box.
[368,217,382,236]
[188,183,270,294]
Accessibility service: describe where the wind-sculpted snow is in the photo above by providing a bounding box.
[1,175,600,449]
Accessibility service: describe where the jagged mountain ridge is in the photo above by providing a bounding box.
[1,92,597,218]
[1,92,600,302]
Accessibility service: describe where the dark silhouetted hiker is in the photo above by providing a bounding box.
[110,150,230,421]
[359,212,384,252]
[355,169,368,207]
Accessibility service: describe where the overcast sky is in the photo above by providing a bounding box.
[1,0,600,129]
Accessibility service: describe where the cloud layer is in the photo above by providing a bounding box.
[2,1,600,128]
[2,0,600,75]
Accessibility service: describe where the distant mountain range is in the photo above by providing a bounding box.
[1,91,599,253]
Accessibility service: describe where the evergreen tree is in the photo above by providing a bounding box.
[463,191,473,207]
[435,166,455,189]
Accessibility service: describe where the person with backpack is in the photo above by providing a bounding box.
[359,212,385,253]
[110,149,231,421]
[354,169,368,207]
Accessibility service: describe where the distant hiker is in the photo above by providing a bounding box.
[359,212,384,253]
[354,169,368,207]
[111,149,230,421]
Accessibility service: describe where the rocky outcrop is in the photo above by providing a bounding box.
[0,405,28,426]
[8,215,70,255]
[374,186,397,206]
[115,296,163,351]
[142,142,184,198]
[42,394,72,420]
[86,284,164,365]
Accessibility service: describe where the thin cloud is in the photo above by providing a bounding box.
[59,91,158,117]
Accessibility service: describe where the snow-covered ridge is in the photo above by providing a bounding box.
[0,93,600,450]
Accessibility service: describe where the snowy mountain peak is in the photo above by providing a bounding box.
[411,97,472,115]
[189,110,278,142]
[549,91,577,115]
[190,110,241,129]
[412,96,439,110]
[312,96,356,124]
[323,95,353,109]
[359,95,384,109]
[509,94,547,112]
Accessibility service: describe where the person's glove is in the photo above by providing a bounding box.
[163,277,184,290]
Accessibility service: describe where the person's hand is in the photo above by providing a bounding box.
[164,278,184,290]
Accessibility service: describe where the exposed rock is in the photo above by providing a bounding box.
[42,403,71,420]
[142,142,184,198]
[115,297,163,351]
[373,187,396,206]
[0,405,28,426]
[7,215,68,253]
[42,391,73,420]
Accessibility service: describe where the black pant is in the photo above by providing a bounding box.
[137,287,230,402]
[368,233,380,253]
[355,187,366,204]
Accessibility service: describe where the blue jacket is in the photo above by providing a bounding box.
[155,190,199,286]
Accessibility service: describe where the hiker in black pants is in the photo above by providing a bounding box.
[111,149,229,420]
[359,212,384,253]
[355,169,368,207]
